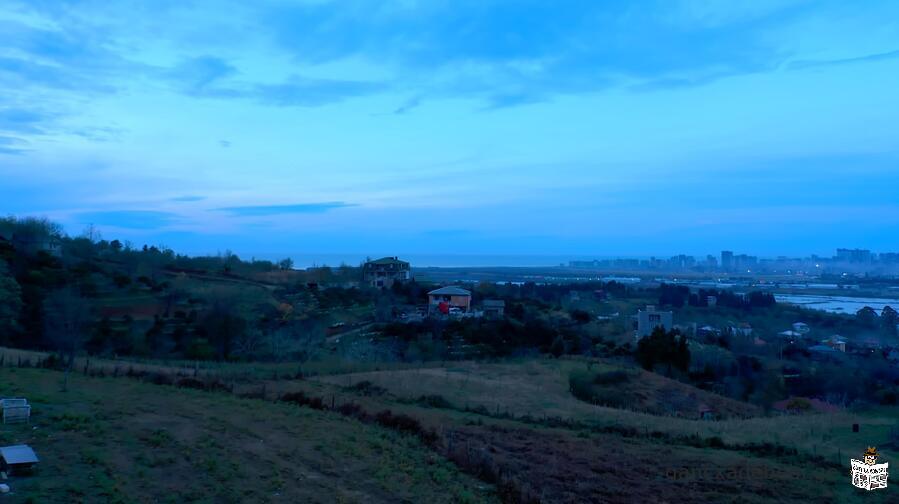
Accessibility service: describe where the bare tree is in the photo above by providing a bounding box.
[43,288,91,391]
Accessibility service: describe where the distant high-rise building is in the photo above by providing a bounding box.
[721,251,734,271]
[880,253,899,264]
[836,248,873,264]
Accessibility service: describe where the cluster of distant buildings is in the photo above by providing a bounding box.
[631,305,899,364]
[568,248,899,275]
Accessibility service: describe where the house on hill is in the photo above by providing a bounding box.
[634,305,673,340]
[822,335,847,353]
[362,257,411,288]
[428,286,472,315]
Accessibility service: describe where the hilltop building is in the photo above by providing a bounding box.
[635,305,673,340]
[362,257,411,288]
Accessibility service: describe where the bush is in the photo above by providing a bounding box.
[570,371,631,408]
[345,380,386,396]
[416,394,453,409]
[374,410,437,445]
[592,370,629,386]
[280,391,326,410]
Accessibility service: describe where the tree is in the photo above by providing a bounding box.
[43,288,91,390]
[278,257,295,270]
[635,327,690,374]
[198,286,254,360]
[570,309,591,324]
[0,263,23,343]
[857,306,880,329]
[881,306,898,335]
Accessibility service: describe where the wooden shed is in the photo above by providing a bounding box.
[0,445,39,474]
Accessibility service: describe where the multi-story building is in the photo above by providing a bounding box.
[362,256,411,288]
[634,305,673,340]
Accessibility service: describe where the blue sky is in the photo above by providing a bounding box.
[1,0,898,265]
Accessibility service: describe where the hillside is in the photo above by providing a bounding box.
[0,367,492,503]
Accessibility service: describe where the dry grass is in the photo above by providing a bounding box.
[311,357,899,465]
[0,367,493,503]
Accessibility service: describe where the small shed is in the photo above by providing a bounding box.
[482,299,505,319]
[0,445,39,474]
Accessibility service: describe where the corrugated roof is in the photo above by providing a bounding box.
[428,286,471,296]
[0,445,39,465]
[367,257,409,265]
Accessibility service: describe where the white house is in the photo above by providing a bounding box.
[635,305,673,340]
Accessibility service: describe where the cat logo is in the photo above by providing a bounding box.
[850,447,889,491]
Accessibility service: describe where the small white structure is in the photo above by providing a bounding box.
[792,322,810,334]
[0,398,30,425]
[635,305,673,340]
[822,335,847,353]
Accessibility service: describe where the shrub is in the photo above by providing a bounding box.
[374,410,437,445]
[569,371,631,408]
[416,394,453,409]
[345,380,387,396]
[592,370,629,386]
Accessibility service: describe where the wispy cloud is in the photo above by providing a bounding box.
[77,210,179,230]
[216,202,356,216]
[166,56,238,95]
[164,56,385,107]
[170,195,206,202]
[393,97,421,115]
[788,49,899,71]
[0,135,28,155]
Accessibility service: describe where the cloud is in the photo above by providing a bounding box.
[252,76,385,107]
[393,97,421,115]
[164,56,385,106]
[788,49,899,71]
[215,202,356,216]
[0,135,28,155]
[0,107,56,135]
[262,0,807,105]
[77,210,179,230]
[170,195,206,202]
[167,56,239,95]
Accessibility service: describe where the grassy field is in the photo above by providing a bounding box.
[310,357,899,466]
[4,351,898,502]
[0,367,494,503]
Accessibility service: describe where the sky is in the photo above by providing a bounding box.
[1,0,899,266]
